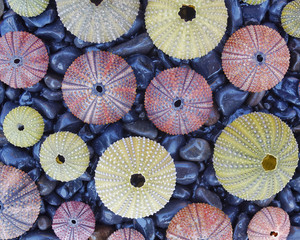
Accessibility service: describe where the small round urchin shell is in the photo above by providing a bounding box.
[281,0,300,38]
[52,201,95,240]
[213,112,299,201]
[222,25,290,92]
[8,0,49,17]
[0,165,41,239]
[3,106,44,148]
[247,207,290,240]
[62,51,136,125]
[166,203,233,240]
[95,136,176,219]
[145,67,213,135]
[145,0,228,60]
[242,0,266,5]
[0,31,49,88]
[108,228,145,240]
[39,131,90,182]
[56,0,140,43]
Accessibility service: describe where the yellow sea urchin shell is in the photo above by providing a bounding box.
[39,131,90,182]
[145,0,228,60]
[95,136,176,219]
[3,106,44,148]
[242,0,266,5]
[8,0,49,17]
[281,0,300,38]
[213,112,299,201]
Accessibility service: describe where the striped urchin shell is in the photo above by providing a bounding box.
[95,136,176,219]
[3,106,44,148]
[247,207,290,240]
[166,203,233,240]
[62,51,136,125]
[281,0,300,38]
[242,0,266,5]
[52,201,95,240]
[8,0,49,17]
[213,112,299,201]
[39,131,90,182]
[145,67,213,135]
[108,228,145,240]
[222,25,290,92]
[0,31,49,88]
[56,0,140,43]
[0,165,41,239]
[145,0,228,60]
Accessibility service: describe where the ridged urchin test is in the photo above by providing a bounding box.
[62,51,136,125]
[166,203,233,240]
[281,0,300,38]
[39,131,90,182]
[242,0,266,5]
[145,0,228,60]
[3,106,44,148]
[108,228,145,240]
[0,165,41,240]
[222,25,290,92]
[56,0,140,43]
[247,207,290,240]
[52,201,95,240]
[0,31,49,88]
[95,136,176,219]
[145,67,213,135]
[8,0,49,17]
[213,112,299,201]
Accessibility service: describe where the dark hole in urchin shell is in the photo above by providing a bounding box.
[56,155,65,164]
[0,201,3,212]
[172,97,184,110]
[17,124,24,131]
[71,219,77,225]
[90,0,103,6]
[14,58,21,64]
[262,154,277,171]
[178,5,196,22]
[270,231,278,237]
[92,83,106,96]
[130,174,145,188]
[255,52,265,64]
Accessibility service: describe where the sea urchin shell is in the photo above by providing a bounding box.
[281,0,300,38]
[166,203,233,240]
[8,0,49,17]
[242,0,267,5]
[247,207,290,240]
[0,165,41,240]
[213,112,299,201]
[222,25,290,92]
[95,136,176,219]
[62,51,136,125]
[108,228,145,240]
[145,67,213,135]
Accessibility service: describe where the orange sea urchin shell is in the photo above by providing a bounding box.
[222,25,290,92]
[108,228,145,240]
[62,51,136,125]
[247,207,290,240]
[166,203,233,240]
[145,67,213,135]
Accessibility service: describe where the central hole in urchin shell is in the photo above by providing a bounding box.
[173,97,184,110]
[0,201,3,212]
[262,154,277,171]
[14,58,21,64]
[92,83,105,96]
[255,52,265,64]
[130,174,145,188]
[90,0,103,6]
[17,123,24,131]
[270,231,278,237]
[178,5,196,22]
[56,154,65,164]
[71,219,77,225]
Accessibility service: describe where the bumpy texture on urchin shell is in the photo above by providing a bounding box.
[222,25,290,92]
[281,0,300,38]
[145,0,228,60]
[95,136,176,219]
[242,0,266,5]
[166,203,233,240]
[0,165,41,239]
[145,67,213,135]
[108,228,145,240]
[3,106,44,148]
[56,0,140,43]
[62,51,136,125]
[8,0,49,17]
[0,31,49,88]
[39,131,90,182]
[52,201,95,240]
[247,207,290,240]
[213,112,299,201]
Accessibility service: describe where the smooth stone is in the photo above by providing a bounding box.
[28,168,41,182]
[43,192,62,206]
[269,0,287,23]
[208,73,227,92]
[37,215,51,231]
[225,0,243,35]
[49,41,69,52]
[32,98,62,119]
[19,91,33,105]
[172,184,191,200]
[161,135,186,161]
[78,125,94,142]
[291,213,300,227]
[290,177,300,193]
[19,230,59,240]
[226,193,243,206]
[5,87,20,101]
[74,37,93,48]
[100,205,124,225]
[41,88,62,101]
[37,174,57,196]
[254,195,275,207]
[85,180,99,202]
[272,77,300,106]
[123,9,144,38]
[34,20,65,42]
[0,14,26,36]
[22,9,57,28]
[223,205,240,224]
[122,109,139,123]
[270,199,281,208]
[194,187,222,210]
[247,91,266,107]
[89,225,115,240]
[157,50,173,69]
[44,73,62,90]
[289,49,300,72]
[124,120,158,139]
[202,164,220,187]
[133,218,155,240]
[288,226,300,240]
[0,82,4,105]
[56,179,83,200]
[243,202,260,215]
[0,101,18,125]
[180,138,211,162]
[271,107,296,121]
[233,212,250,240]
[25,82,43,92]
[204,104,220,126]
[278,186,297,212]
[54,112,83,133]
[89,124,106,135]
[46,205,58,219]
[175,161,199,185]
[241,0,270,24]
[0,130,9,147]
[274,100,288,111]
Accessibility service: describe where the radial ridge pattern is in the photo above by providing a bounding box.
[108,228,145,240]
[242,0,267,5]
[8,0,49,17]
[281,0,300,38]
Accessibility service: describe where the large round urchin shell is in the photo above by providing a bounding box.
[166,203,233,240]
[0,31,49,88]
[62,51,136,125]
[56,0,140,43]
[213,112,299,201]
[3,106,44,148]
[247,207,290,240]
[95,136,176,219]
[281,0,300,38]
[0,165,41,239]
[145,0,228,60]
[108,228,145,240]
[8,0,49,17]
[39,131,90,182]
[242,0,266,5]
[145,67,213,135]
[222,25,290,92]
[52,201,95,240]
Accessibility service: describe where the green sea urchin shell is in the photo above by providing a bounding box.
[95,136,176,219]
[213,112,299,201]
[242,0,266,5]
[281,0,300,38]
[8,0,49,17]
[3,106,44,148]
[40,131,90,182]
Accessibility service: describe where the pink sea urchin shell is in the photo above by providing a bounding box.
[108,228,145,240]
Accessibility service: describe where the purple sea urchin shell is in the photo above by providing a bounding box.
[108,228,145,240]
